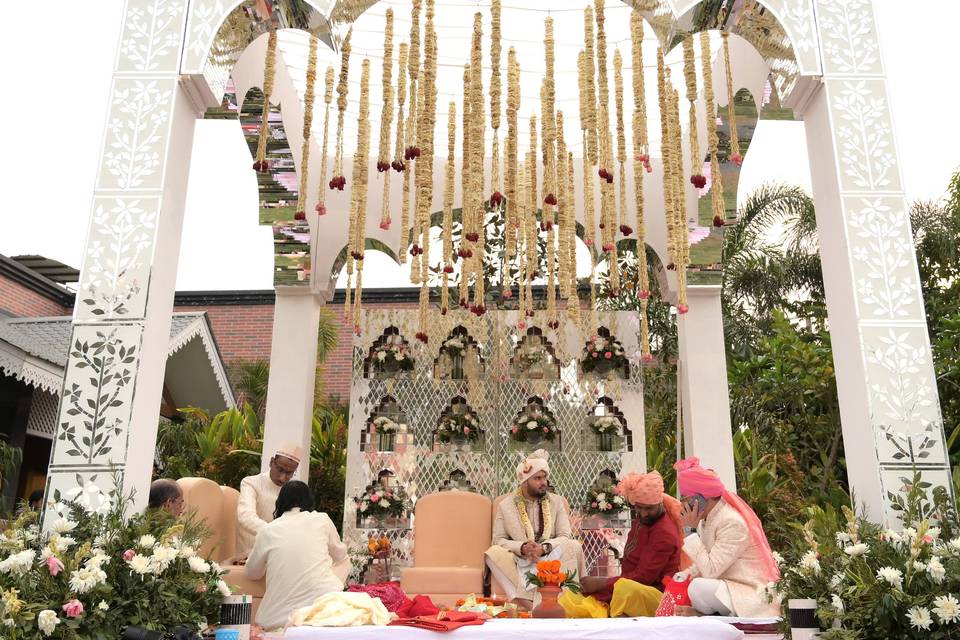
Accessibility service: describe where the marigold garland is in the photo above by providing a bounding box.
[315,66,335,216]
[442,102,456,314]
[722,32,742,166]
[701,31,726,229]
[658,50,676,272]
[252,29,277,174]
[294,35,318,221]
[331,28,352,190]
[376,9,395,230]
[682,35,704,188]
[566,150,581,324]
[402,0,423,265]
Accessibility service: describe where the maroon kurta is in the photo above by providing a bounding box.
[594,511,681,603]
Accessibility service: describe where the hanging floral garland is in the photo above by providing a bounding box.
[459,63,472,308]
[468,12,487,316]
[682,35,705,190]
[525,130,538,320]
[577,50,596,251]
[294,35,319,221]
[415,0,438,342]
[722,32,742,166]
[349,59,372,330]
[541,17,558,222]
[330,28,352,191]
[657,50,676,273]
[565,150,581,324]
[489,0,503,207]
[556,110,570,303]
[613,49,630,237]
[252,29,277,174]
[401,0,423,265]
[594,0,619,293]
[669,83,689,314]
[441,102,456,315]
[315,66,335,217]
[376,9,395,230]
[700,31,726,228]
[629,12,652,361]
[393,42,409,177]
[583,5,598,168]
[515,158,528,328]
[504,47,520,301]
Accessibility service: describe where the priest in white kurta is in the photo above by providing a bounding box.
[246,480,348,630]
[485,450,586,607]
[236,443,302,557]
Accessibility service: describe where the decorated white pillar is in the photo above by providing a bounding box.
[676,286,736,490]
[43,0,201,522]
[796,0,951,524]
[260,288,325,481]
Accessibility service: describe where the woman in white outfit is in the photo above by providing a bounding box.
[246,481,348,630]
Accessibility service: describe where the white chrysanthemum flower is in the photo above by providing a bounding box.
[526,421,537,430]
[0,549,36,576]
[876,566,904,589]
[376,351,387,362]
[217,580,232,598]
[128,554,153,576]
[845,543,868,557]
[799,550,820,574]
[829,573,844,589]
[86,553,110,570]
[948,538,960,554]
[69,567,107,594]
[928,558,947,584]
[52,519,76,534]
[211,561,223,575]
[903,527,918,541]
[830,593,844,614]
[177,545,196,559]
[138,535,156,549]
[771,551,785,567]
[913,560,927,572]
[151,546,179,574]
[37,610,60,636]
[907,606,933,630]
[933,594,960,623]
[39,546,54,562]
[379,499,391,508]
[98,601,109,612]
[835,532,851,545]
[188,556,211,574]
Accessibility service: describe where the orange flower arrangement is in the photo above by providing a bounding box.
[367,535,391,559]
[525,559,581,592]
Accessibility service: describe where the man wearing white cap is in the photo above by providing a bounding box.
[484,450,586,609]
[236,442,304,557]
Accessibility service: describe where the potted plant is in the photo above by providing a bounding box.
[370,336,414,376]
[355,483,410,528]
[583,481,629,525]
[509,405,559,447]
[524,560,581,618]
[590,416,623,451]
[580,334,629,379]
[436,412,481,448]
[370,416,400,451]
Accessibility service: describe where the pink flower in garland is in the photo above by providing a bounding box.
[46,557,64,576]
[123,549,135,562]
[370,494,380,503]
[604,352,612,359]
[62,599,84,618]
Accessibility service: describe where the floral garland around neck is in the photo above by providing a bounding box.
[515,489,552,543]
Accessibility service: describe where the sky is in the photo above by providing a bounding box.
[1,1,958,291]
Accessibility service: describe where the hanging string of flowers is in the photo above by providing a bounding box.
[722,31,742,166]
[315,66,335,217]
[556,110,569,303]
[489,0,503,208]
[459,64,472,308]
[252,29,277,174]
[442,102,456,315]
[468,12,487,315]
[594,0,619,293]
[613,49,630,237]
[330,28,352,191]
[504,47,520,300]
[294,35,318,221]
[350,59,372,329]
[683,35,705,190]
[701,31,726,228]
[401,0,423,264]
[630,12,652,360]
[525,129,537,320]
[566,149,581,324]
[415,0,438,342]
[541,17,558,224]
[376,9,395,230]
[393,42,409,177]
[583,5,598,168]
[658,50,676,274]
[516,158,528,327]
[669,83,689,314]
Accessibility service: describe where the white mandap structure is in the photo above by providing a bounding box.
[42,0,949,533]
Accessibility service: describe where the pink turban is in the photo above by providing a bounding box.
[616,471,665,505]
[674,457,779,582]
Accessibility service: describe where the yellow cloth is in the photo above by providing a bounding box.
[288,592,394,628]
[560,580,662,618]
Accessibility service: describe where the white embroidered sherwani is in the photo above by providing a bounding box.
[484,492,586,601]
[237,472,281,556]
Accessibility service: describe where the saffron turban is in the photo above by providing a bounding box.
[673,457,780,582]
[615,471,665,505]
[517,449,550,484]
[276,442,304,464]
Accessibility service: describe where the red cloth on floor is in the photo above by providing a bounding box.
[390,611,488,632]
[655,575,692,616]
[397,594,440,618]
[347,581,411,613]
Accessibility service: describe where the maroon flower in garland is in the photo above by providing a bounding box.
[329,176,346,190]
[619,224,633,236]
[376,161,390,173]
[713,215,725,227]
[677,303,689,314]
[315,203,328,216]
[415,332,428,343]
[465,232,479,243]
[690,174,707,189]
[252,160,270,173]
[392,160,406,172]
[489,191,504,207]
[294,210,306,221]
[442,265,454,274]
[638,290,651,300]
[547,320,560,330]
[540,220,554,232]
[404,146,422,161]
[409,244,422,257]
[544,193,558,206]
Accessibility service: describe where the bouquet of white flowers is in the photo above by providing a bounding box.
[509,405,559,443]
[355,483,410,519]
[590,416,623,435]
[370,337,415,372]
[436,412,481,443]
[581,335,629,376]
[584,481,628,516]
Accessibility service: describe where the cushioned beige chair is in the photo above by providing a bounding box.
[401,491,493,607]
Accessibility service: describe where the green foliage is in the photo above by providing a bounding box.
[309,405,348,533]
[232,360,270,421]
[0,436,23,515]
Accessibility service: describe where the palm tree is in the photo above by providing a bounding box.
[720,183,823,356]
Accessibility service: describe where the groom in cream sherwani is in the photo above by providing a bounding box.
[485,450,586,609]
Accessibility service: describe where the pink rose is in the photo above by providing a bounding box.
[62,599,84,618]
[543,427,549,433]
[604,352,612,359]
[511,427,518,434]
[123,549,135,562]
[464,427,471,434]
[592,352,599,358]
[370,494,380,502]
[923,535,934,544]
[47,556,64,576]
[591,502,598,508]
